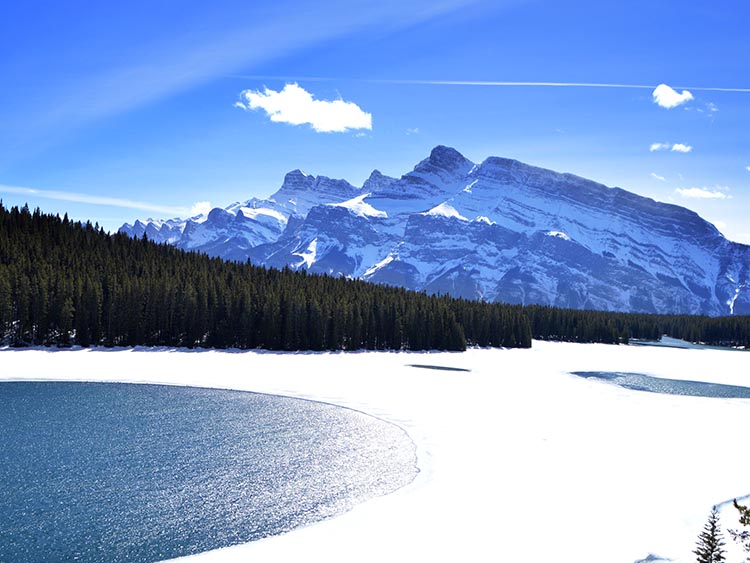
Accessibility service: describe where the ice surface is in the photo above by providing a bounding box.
[2,342,749,563]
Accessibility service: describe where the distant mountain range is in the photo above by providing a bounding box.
[120,146,750,316]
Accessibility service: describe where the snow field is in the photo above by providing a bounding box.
[2,341,748,563]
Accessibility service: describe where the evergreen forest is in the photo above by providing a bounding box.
[1,203,748,351]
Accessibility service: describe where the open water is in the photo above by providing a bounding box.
[0,382,418,563]
[571,371,750,399]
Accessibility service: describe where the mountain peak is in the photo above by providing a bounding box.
[426,145,471,169]
[282,169,312,186]
[410,145,474,181]
[362,169,397,192]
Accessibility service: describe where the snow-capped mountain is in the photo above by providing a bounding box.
[120,146,750,315]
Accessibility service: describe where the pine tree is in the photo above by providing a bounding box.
[729,499,750,560]
[694,507,726,563]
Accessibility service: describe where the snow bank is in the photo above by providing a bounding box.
[2,341,748,563]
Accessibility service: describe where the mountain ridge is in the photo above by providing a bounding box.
[120,146,750,316]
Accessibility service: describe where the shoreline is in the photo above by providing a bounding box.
[2,342,749,562]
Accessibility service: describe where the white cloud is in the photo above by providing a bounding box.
[650,173,666,181]
[745,166,750,172]
[711,219,727,231]
[190,201,213,216]
[406,127,420,135]
[0,184,192,216]
[675,187,731,200]
[652,83,694,109]
[671,143,693,153]
[237,83,372,133]
[650,142,693,153]
[650,143,670,152]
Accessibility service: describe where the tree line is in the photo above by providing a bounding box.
[1,203,748,351]
[525,305,750,348]
[0,203,531,351]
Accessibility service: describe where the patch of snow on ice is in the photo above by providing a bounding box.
[329,194,388,219]
[462,180,478,193]
[292,238,318,269]
[423,203,468,222]
[474,216,494,225]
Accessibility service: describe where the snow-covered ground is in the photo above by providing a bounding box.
[2,341,748,563]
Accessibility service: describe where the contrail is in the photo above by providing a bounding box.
[370,80,654,89]
[371,80,750,92]
[0,184,191,217]
[229,75,750,92]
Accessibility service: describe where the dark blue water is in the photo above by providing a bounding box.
[571,371,750,398]
[0,382,418,563]
[630,336,746,351]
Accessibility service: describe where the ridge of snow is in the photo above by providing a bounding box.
[423,203,469,222]
[545,231,572,241]
[474,216,494,225]
[329,194,388,219]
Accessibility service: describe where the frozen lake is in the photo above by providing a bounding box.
[1,342,749,563]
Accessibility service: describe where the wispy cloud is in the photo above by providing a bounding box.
[650,172,666,181]
[0,184,197,217]
[652,84,694,109]
[235,76,750,93]
[650,142,693,153]
[5,1,483,156]
[675,187,731,200]
[746,165,750,172]
[406,127,421,135]
[236,83,372,133]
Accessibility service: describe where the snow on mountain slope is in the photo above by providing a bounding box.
[329,194,388,219]
[119,146,750,315]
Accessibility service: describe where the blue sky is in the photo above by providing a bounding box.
[1,0,749,241]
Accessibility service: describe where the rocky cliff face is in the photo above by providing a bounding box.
[120,146,750,315]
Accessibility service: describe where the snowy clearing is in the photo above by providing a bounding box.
[2,341,749,563]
